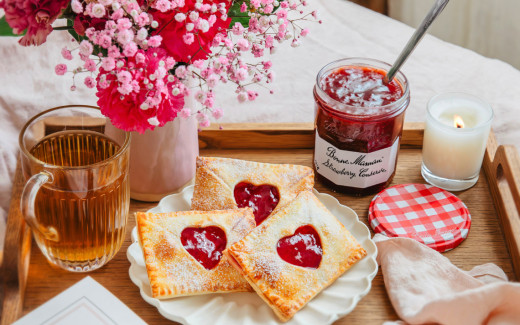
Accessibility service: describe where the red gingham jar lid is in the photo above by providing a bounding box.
[369,184,471,252]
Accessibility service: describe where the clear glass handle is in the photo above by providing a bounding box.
[21,171,59,242]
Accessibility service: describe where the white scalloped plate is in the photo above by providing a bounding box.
[127,186,378,325]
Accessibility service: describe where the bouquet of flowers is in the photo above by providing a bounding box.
[0,0,318,133]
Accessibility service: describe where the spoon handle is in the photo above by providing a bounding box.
[384,0,450,84]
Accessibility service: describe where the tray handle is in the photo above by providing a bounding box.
[0,162,32,325]
[485,142,520,280]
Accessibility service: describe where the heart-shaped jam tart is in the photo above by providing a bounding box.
[234,182,280,225]
[276,225,322,269]
[181,226,227,270]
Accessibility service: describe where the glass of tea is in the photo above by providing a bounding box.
[19,105,131,272]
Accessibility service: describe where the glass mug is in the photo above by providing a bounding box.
[19,105,131,272]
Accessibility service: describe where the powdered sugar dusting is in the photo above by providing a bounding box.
[192,157,313,223]
[253,253,285,285]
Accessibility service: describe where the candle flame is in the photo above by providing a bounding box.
[454,115,465,129]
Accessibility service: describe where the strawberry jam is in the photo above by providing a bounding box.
[313,58,409,196]
[181,226,227,270]
[234,182,280,225]
[276,225,322,269]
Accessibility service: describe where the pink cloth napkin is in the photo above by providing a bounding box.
[374,234,520,325]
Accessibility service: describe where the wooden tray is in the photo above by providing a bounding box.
[2,122,519,324]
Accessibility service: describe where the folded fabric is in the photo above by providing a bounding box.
[374,234,520,325]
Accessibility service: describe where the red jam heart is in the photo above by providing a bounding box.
[234,182,280,225]
[181,226,227,270]
[277,225,322,269]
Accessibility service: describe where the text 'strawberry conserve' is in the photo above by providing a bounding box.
[313,58,410,196]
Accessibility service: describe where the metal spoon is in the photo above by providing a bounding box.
[383,0,450,84]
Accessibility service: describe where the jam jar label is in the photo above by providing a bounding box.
[314,132,399,188]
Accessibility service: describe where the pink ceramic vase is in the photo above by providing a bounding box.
[129,116,199,202]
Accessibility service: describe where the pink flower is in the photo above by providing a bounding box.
[301,28,309,37]
[102,57,116,71]
[153,0,171,12]
[276,9,288,20]
[265,35,274,48]
[175,65,188,79]
[96,49,184,133]
[55,64,67,75]
[236,68,248,81]
[237,39,250,51]
[123,42,138,57]
[247,90,258,101]
[197,111,210,127]
[147,35,162,47]
[232,22,244,36]
[79,40,93,56]
[263,61,272,70]
[84,77,96,88]
[240,3,247,12]
[84,59,97,72]
[61,47,72,60]
[183,33,195,45]
[117,18,132,31]
[212,108,223,119]
[117,70,132,84]
[117,29,134,45]
[137,13,150,27]
[179,107,191,119]
[150,0,231,62]
[0,0,69,46]
[108,45,120,58]
[98,35,112,49]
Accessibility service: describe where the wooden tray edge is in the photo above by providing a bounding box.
[199,122,425,149]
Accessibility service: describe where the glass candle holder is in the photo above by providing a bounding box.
[421,93,493,191]
[313,58,410,196]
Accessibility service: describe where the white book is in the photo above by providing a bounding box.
[14,276,146,325]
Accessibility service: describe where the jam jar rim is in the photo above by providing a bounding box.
[315,57,410,121]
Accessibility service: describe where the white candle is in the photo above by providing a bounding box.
[421,93,493,190]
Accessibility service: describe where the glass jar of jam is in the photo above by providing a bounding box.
[313,58,410,196]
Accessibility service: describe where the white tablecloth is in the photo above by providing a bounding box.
[1,0,520,251]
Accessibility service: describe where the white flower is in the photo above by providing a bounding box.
[189,11,199,21]
[140,103,150,110]
[198,20,209,33]
[79,40,93,56]
[117,30,134,45]
[151,20,159,28]
[186,23,194,32]
[137,28,148,40]
[147,117,160,126]
[259,16,270,28]
[175,13,186,22]
[237,92,247,103]
[71,0,83,14]
[172,88,180,96]
[91,4,106,19]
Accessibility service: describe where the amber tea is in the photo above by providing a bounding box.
[28,130,130,271]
